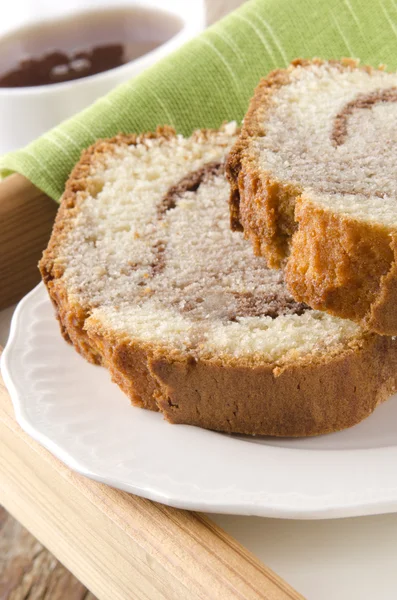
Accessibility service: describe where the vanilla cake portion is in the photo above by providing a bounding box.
[41,124,397,436]
[227,59,397,335]
[254,64,397,226]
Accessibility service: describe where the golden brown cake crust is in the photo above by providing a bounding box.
[285,199,397,334]
[225,58,397,335]
[40,125,397,436]
[151,335,397,436]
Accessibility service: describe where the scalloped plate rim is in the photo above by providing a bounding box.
[3,283,397,519]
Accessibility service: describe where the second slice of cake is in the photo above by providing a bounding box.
[227,59,397,335]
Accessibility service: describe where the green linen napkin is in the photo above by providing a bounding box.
[1,0,396,201]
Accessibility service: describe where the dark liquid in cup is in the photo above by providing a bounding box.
[0,7,183,88]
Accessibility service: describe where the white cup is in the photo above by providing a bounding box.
[0,0,205,155]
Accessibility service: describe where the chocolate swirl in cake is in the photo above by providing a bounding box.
[144,162,309,321]
[332,87,397,147]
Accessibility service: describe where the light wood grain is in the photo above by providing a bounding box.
[0,374,304,600]
[0,174,57,311]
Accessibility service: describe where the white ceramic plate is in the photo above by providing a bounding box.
[4,283,397,519]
